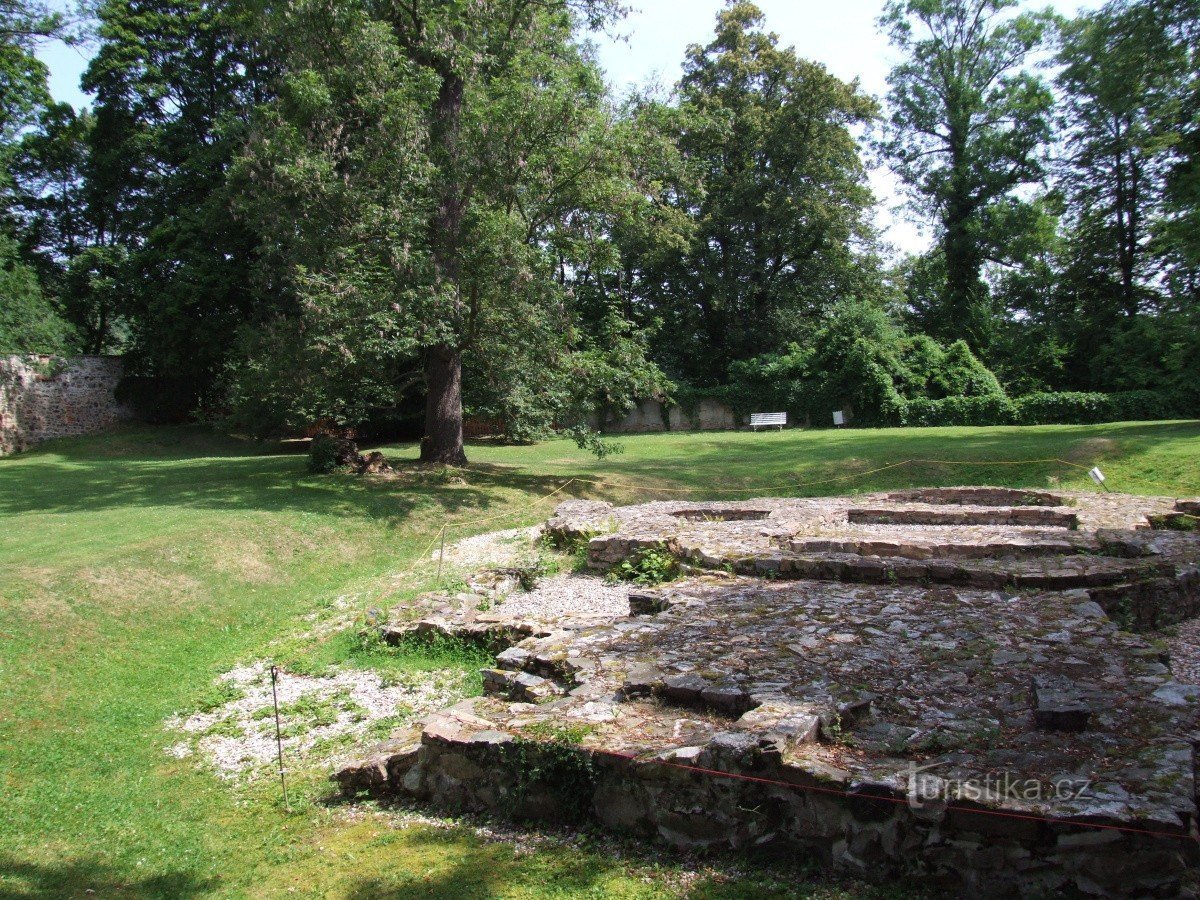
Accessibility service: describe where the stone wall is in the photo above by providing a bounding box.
[593,398,739,434]
[340,719,1197,898]
[0,355,133,455]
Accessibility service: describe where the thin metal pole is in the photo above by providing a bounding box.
[436,524,447,583]
[270,665,290,811]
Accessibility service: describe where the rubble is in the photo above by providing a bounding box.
[339,488,1200,896]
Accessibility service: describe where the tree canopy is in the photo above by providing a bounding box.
[1,0,1198,445]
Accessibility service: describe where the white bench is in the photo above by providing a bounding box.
[750,412,787,431]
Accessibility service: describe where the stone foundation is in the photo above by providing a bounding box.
[0,355,132,455]
[339,489,1200,896]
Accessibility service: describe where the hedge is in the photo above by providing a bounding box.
[893,390,1197,428]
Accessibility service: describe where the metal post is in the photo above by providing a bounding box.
[270,665,290,811]
[436,524,447,583]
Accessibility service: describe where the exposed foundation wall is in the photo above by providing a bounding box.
[0,355,133,455]
[340,722,1198,898]
[592,398,739,434]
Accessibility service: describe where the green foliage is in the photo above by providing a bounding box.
[0,235,74,353]
[503,734,599,820]
[221,0,659,460]
[466,303,670,456]
[307,434,340,475]
[1148,514,1200,533]
[880,0,1056,350]
[275,688,364,736]
[720,298,1005,426]
[895,389,1196,427]
[359,626,494,679]
[897,395,1016,427]
[191,679,246,714]
[620,2,882,385]
[0,3,80,357]
[80,0,268,405]
[612,546,681,586]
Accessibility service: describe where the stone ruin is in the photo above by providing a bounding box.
[337,488,1200,896]
[0,355,132,455]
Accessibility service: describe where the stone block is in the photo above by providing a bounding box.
[1031,676,1091,731]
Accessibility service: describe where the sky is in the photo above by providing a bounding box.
[35,0,1102,258]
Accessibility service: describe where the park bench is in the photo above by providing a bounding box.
[750,412,787,431]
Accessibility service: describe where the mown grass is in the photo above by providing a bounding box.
[444,419,1200,500]
[1,420,1198,898]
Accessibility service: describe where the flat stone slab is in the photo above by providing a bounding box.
[847,505,1079,528]
[569,491,1200,631]
[886,487,1067,507]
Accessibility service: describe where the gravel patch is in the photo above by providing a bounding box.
[434,526,542,568]
[1168,617,1200,685]
[493,573,631,622]
[166,661,472,778]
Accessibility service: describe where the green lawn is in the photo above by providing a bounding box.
[2,420,1199,898]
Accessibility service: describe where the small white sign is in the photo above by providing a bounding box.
[833,410,845,426]
[1089,467,1106,485]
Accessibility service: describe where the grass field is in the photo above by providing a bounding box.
[2,420,1199,898]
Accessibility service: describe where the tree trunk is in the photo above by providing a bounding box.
[420,344,467,465]
[420,70,468,465]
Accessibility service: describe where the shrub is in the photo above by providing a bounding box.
[307,434,341,474]
[719,301,1006,427]
[611,547,681,586]
[896,395,1016,427]
[893,390,1195,428]
[1013,392,1112,425]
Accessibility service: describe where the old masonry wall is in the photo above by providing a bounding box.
[0,355,133,455]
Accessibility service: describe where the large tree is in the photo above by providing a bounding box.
[228,0,657,461]
[377,0,623,464]
[80,0,271,401]
[0,0,78,353]
[1056,0,1176,317]
[880,0,1055,350]
[624,2,880,385]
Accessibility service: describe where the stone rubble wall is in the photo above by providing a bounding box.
[0,355,134,456]
[341,712,1197,898]
[590,398,739,434]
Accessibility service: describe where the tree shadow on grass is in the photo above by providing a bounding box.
[338,824,908,900]
[0,427,585,521]
[3,421,1194,519]
[0,854,218,899]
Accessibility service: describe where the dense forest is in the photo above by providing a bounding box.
[0,0,1197,462]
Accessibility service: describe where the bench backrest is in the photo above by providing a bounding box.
[750,412,787,426]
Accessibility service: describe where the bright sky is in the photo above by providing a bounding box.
[35,0,1103,258]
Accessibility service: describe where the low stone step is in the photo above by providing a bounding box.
[728,551,1166,591]
[481,668,567,703]
[332,729,423,797]
[1088,569,1200,630]
[886,487,1066,507]
[382,618,536,652]
[848,506,1079,528]
[785,535,1088,561]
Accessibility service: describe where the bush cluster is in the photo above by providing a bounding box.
[307,434,342,474]
[894,390,1195,427]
